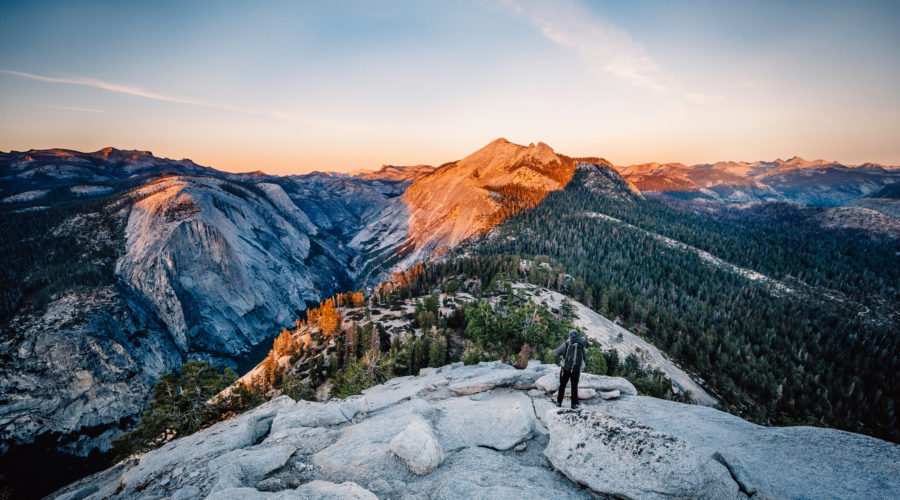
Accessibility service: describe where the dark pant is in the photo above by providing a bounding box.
[557,368,581,407]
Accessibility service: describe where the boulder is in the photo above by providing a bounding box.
[534,372,559,392]
[210,480,376,499]
[121,398,288,493]
[601,395,900,500]
[580,373,637,395]
[562,388,597,400]
[599,389,620,400]
[311,400,432,483]
[535,369,636,396]
[434,389,534,451]
[543,409,737,499]
[208,444,296,492]
[415,446,591,499]
[295,480,378,499]
[447,369,539,395]
[389,418,444,475]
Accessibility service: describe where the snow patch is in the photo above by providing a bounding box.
[71,185,114,196]
[2,189,50,203]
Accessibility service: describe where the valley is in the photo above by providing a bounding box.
[1,140,898,498]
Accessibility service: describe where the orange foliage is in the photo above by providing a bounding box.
[272,328,297,358]
[351,291,366,308]
[316,300,341,339]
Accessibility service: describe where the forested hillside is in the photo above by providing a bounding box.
[454,168,899,442]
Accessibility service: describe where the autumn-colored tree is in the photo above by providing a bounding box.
[299,330,312,350]
[317,300,341,339]
[351,291,366,308]
[260,351,281,387]
[273,328,296,358]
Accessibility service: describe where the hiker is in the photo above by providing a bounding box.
[554,329,586,408]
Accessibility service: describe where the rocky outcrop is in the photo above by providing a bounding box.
[600,395,900,500]
[574,160,643,200]
[0,285,182,456]
[389,418,444,475]
[615,157,900,205]
[534,367,638,396]
[544,409,741,499]
[433,390,534,452]
[359,139,581,274]
[49,362,900,500]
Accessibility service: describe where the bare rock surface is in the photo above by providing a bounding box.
[433,389,534,452]
[210,480,377,499]
[535,367,637,396]
[599,395,900,500]
[48,362,900,500]
[412,446,591,499]
[389,418,444,475]
[544,408,740,500]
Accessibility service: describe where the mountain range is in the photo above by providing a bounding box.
[1,139,898,497]
[615,156,900,205]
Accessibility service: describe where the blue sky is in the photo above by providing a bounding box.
[1,0,899,173]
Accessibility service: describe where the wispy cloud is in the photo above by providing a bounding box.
[498,0,723,103]
[1,69,369,133]
[1,69,208,106]
[47,104,107,113]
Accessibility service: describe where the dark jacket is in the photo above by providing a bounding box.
[555,331,586,373]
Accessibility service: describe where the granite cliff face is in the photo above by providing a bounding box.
[50,362,900,500]
[116,176,338,358]
[0,151,423,494]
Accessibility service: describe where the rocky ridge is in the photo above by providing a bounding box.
[351,140,627,282]
[50,361,900,500]
[400,138,574,250]
[616,157,900,205]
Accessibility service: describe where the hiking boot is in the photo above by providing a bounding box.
[571,404,580,410]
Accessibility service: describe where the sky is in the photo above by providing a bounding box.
[1,0,899,174]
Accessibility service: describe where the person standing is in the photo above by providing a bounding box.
[555,329,586,408]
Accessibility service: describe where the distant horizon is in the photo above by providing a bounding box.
[2,139,898,177]
[2,1,899,174]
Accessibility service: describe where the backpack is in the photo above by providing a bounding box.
[559,340,584,373]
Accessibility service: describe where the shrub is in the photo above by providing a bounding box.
[110,360,239,462]
[583,346,607,375]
